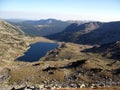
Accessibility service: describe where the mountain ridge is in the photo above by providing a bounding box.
[7,18,88,36]
[46,21,120,45]
[8,19,70,36]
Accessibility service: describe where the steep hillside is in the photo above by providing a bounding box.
[46,21,120,45]
[0,20,31,85]
[9,19,71,36]
[0,20,24,34]
[82,41,120,60]
[46,22,102,42]
[0,20,28,61]
[78,21,120,45]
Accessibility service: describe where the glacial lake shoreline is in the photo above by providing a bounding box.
[17,42,59,62]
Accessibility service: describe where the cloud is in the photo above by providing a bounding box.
[0,11,120,22]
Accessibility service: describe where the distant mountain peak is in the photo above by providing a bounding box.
[48,19,53,24]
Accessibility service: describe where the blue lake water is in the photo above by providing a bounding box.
[17,42,58,62]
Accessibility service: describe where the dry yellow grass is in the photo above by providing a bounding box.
[7,42,120,84]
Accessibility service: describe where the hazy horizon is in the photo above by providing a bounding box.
[0,0,120,22]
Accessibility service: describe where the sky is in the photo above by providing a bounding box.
[0,0,120,21]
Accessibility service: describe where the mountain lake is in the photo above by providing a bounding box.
[17,42,59,62]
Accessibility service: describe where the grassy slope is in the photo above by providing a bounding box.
[8,42,120,85]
